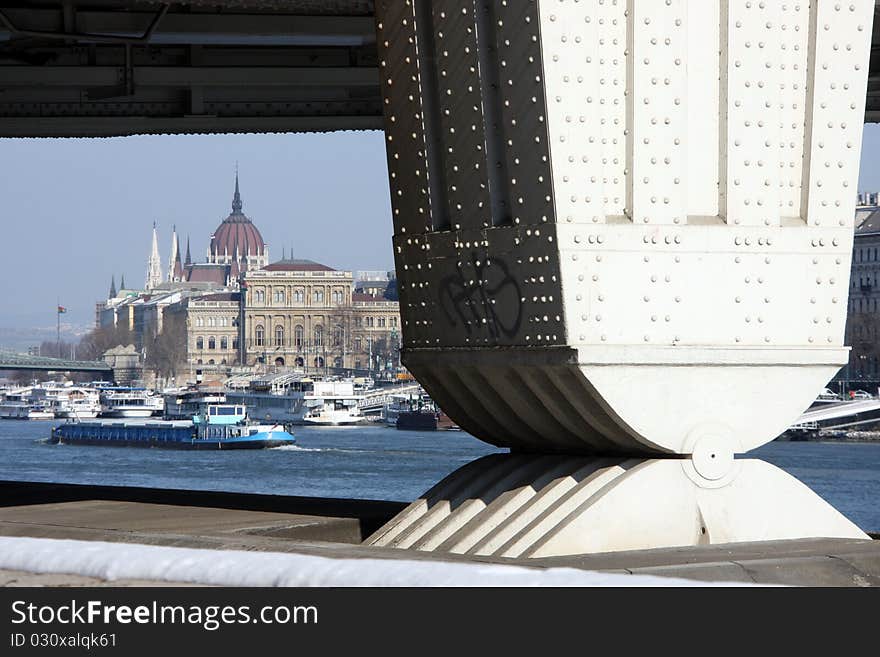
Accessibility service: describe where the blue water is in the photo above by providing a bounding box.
[1,421,879,532]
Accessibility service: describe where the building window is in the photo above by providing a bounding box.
[378,317,386,328]
[208,336,216,350]
[314,325,324,347]
[255,289,265,304]
[390,317,398,328]
[220,336,228,350]
[313,289,325,303]
[196,337,204,350]
[275,325,284,346]
[355,317,362,327]
[274,289,285,304]
[366,317,374,327]
[333,326,343,346]
[255,325,265,347]
[332,290,343,304]
[232,338,239,350]
[197,359,203,365]
[354,338,362,351]
[294,325,304,348]
[293,289,304,303]
[208,359,215,365]
[196,317,203,327]
[314,356,324,368]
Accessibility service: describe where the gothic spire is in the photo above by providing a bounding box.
[120,274,126,290]
[184,236,192,266]
[167,225,179,282]
[232,167,243,215]
[109,275,117,299]
[146,221,163,291]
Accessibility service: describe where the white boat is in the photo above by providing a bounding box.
[46,387,102,420]
[0,388,34,419]
[226,376,366,425]
[100,388,165,418]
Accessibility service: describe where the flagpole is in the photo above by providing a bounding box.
[56,298,61,359]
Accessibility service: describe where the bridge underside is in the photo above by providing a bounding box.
[2,0,880,137]
[0,0,382,137]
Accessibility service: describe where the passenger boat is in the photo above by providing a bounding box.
[99,388,164,418]
[50,403,295,450]
[49,387,101,420]
[226,376,366,425]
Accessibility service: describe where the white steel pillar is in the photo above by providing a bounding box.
[370,0,875,555]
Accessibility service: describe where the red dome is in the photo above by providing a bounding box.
[209,174,265,258]
[210,215,265,257]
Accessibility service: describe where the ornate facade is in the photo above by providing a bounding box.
[241,260,400,373]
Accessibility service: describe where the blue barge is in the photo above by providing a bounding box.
[50,404,295,450]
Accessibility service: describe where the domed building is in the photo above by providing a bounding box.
[207,172,269,276]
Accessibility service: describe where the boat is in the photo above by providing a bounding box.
[99,388,165,418]
[47,387,101,420]
[164,387,227,419]
[50,403,295,450]
[393,392,458,431]
[0,388,55,420]
[0,388,33,419]
[226,376,366,425]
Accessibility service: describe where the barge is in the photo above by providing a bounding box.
[49,404,295,450]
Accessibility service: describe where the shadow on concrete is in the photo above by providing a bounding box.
[0,480,407,541]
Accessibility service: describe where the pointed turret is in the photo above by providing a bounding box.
[109,275,117,299]
[184,236,192,266]
[232,168,243,215]
[167,225,179,282]
[120,274,126,290]
[173,240,183,282]
[146,221,163,291]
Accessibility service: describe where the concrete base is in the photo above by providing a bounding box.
[0,481,877,586]
[366,454,868,557]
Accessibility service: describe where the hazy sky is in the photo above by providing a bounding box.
[3,124,880,332]
[0,130,393,330]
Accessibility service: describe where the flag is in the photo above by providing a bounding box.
[57,306,67,314]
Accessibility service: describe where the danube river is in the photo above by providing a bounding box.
[1,421,879,533]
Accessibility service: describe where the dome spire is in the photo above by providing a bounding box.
[232,164,243,215]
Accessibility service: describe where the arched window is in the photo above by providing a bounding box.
[314,325,324,346]
[274,289,285,304]
[220,336,228,350]
[332,290,343,304]
[313,289,325,303]
[333,326,343,346]
[208,317,216,327]
[293,289,304,303]
[196,317,203,327]
[354,338,362,351]
[196,337,204,350]
[208,359,215,365]
[254,289,265,304]
[208,336,216,350]
[221,358,227,365]
[275,325,284,346]
[294,325,304,347]
[378,317,386,327]
[232,338,239,350]
[295,357,304,367]
[275,357,285,366]
[197,359,203,365]
[314,356,324,368]
[255,325,265,347]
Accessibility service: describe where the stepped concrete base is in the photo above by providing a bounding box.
[0,481,877,586]
[366,454,868,557]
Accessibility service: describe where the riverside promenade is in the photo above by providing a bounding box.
[0,481,877,587]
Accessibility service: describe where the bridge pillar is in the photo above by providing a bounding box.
[369,0,874,555]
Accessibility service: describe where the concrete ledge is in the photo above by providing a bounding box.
[0,481,877,586]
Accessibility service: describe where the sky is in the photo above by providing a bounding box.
[0,130,393,333]
[3,123,880,337]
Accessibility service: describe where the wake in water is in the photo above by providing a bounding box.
[269,445,363,454]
